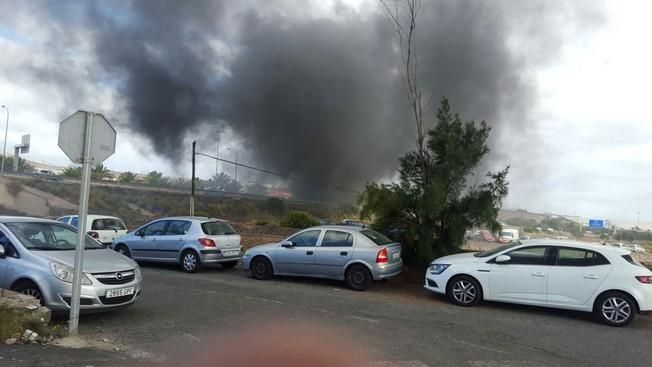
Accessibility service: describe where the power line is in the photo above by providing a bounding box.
[195,151,362,194]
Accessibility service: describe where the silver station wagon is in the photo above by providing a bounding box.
[112,217,242,273]
[242,226,403,290]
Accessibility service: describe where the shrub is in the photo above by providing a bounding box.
[280,211,319,229]
[264,197,285,215]
[6,181,23,197]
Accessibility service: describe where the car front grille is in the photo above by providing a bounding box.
[99,294,136,305]
[92,270,136,285]
[62,297,94,306]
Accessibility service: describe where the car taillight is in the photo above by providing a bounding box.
[198,238,216,247]
[87,231,99,239]
[635,276,652,284]
[376,248,388,264]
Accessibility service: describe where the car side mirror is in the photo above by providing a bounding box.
[0,244,5,258]
[495,255,511,264]
[281,241,294,248]
[135,230,144,237]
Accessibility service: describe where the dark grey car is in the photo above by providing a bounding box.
[242,226,402,290]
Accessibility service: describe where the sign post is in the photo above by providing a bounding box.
[58,111,116,335]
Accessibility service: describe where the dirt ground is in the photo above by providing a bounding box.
[235,222,294,249]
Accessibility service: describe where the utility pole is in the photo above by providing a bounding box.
[1,105,8,175]
[234,150,238,192]
[215,130,222,179]
[190,141,196,216]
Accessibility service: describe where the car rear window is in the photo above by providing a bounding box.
[360,229,393,246]
[201,221,238,235]
[92,218,127,231]
[622,255,646,268]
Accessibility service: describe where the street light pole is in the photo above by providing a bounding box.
[1,105,8,175]
[190,141,196,216]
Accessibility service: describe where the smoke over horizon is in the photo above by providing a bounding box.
[5,0,604,201]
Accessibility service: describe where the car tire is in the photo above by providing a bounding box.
[594,291,637,327]
[12,280,44,306]
[447,275,482,307]
[114,244,131,258]
[345,264,373,291]
[250,256,273,280]
[181,250,201,273]
[221,261,238,269]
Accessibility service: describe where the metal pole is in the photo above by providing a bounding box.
[215,131,221,179]
[69,112,94,335]
[1,105,8,174]
[190,141,196,216]
[234,150,238,192]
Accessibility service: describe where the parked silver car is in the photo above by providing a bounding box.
[242,226,402,290]
[112,216,242,273]
[0,217,142,313]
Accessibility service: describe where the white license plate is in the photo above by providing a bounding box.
[392,252,401,259]
[106,287,135,298]
[222,250,240,257]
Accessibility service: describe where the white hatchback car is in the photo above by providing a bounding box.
[425,240,652,326]
[57,215,128,247]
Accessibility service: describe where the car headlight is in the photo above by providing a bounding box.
[134,266,142,280]
[428,263,450,275]
[50,262,92,285]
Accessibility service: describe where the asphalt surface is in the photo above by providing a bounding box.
[2,263,651,366]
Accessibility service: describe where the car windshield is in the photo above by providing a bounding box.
[5,222,104,251]
[201,221,238,235]
[474,243,520,258]
[360,229,394,246]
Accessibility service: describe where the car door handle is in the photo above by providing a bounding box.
[531,272,546,277]
[306,251,314,255]
[340,251,348,256]
[583,274,599,279]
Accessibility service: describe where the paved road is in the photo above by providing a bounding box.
[2,264,651,366]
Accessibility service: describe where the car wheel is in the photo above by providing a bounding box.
[181,250,201,273]
[345,264,373,291]
[114,244,131,258]
[221,261,238,269]
[250,256,273,280]
[447,275,482,306]
[12,280,44,306]
[594,291,636,327]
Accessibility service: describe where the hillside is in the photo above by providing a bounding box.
[0,176,356,228]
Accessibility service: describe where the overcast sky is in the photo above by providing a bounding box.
[0,0,650,224]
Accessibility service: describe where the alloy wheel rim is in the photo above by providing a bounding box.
[22,288,41,300]
[452,280,476,304]
[184,254,197,271]
[601,297,631,323]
